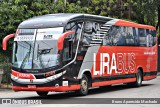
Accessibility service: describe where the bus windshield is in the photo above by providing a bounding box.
[12,27,63,69]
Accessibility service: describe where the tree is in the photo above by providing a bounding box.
[0,0,158,59]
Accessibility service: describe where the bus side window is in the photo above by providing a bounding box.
[138,28,146,46]
[133,27,138,46]
[64,21,83,61]
[146,29,153,47]
[111,26,118,45]
[125,27,135,46]
[112,26,126,46]
[63,38,72,61]
[151,30,156,46]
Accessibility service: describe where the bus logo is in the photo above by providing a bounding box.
[43,35,52,39]
[93,53,136,76]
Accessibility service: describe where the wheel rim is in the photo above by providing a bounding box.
[81,79,88,92]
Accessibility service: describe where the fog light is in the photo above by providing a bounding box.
[55,84,59,88]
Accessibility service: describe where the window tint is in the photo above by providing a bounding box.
[64,22,82,61]
[125,27,135,46]
[138,28,146,46]
[103,26,113,46]
[104,26,127,46]
[103,25,156,47]
[133,27,139,46]
[145,29,152,47]
[109,26,120,46]
[151,30,156,46]
[116,26,126,46]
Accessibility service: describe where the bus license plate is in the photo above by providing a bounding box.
[28,85,36,88]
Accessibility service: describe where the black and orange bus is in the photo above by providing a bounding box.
[3,13,157,96]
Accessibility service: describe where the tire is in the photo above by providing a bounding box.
[36,91,48,97]
[128,69,142,87]
[77,74,89,96]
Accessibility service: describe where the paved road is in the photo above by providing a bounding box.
[1,76,160,107]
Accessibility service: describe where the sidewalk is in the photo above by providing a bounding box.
[0,88,11,91]
[0,84,12,91]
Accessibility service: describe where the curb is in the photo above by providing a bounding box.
[0,88,12,91]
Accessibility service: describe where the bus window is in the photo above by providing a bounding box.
[126,27,135,46]
[133,27,138,46]
[146,29,153,47]
[63,39,72,61]
[138,28,146,46]
[64,21,83,61]
[111,26,126,46]
[151,30,156,46]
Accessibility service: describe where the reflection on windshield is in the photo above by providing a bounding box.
[12,27,63,69]
[33,40,60,69]
[12,41,34,69]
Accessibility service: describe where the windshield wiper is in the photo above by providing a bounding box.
[20,44,31,69]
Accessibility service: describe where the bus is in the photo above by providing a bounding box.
[3,13,157,96]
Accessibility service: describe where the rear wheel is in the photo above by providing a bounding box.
[128,69,142,87]
[36,91,48,97]
[77,74,89,96]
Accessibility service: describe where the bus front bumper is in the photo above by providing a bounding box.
[12,85,80,92]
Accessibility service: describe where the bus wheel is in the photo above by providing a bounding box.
[134,70,142,87]
[36,91,48,97]
[77,74,89,96]
[128,70,142,87]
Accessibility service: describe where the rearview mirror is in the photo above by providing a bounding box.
[3,34,15,51]
[57,31,74,51]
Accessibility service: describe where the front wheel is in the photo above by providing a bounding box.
[77,74,89,96]
[36,91,48,97]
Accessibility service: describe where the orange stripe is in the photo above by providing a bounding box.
[143,75,157,81]
[92,78,136,87]
[115,20,156,30]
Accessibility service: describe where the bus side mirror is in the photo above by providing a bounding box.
[57,31,74,51]
[3,34,15,51]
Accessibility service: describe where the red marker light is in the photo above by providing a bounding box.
[44,71,55,77]
[77,56,83,60]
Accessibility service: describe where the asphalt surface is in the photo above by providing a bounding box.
[1,76,160,107]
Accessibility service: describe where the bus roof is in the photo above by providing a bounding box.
[18,13,156,30]
[18,13,113,29]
